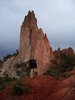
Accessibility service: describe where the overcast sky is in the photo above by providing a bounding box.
[0,0,75,58]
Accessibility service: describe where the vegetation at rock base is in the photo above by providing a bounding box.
[60,54,75,71]
[0,72,17,91]
[12,82,30,96]
[45,67,69,78]
[16,62,28,68]
[3,71,16,83]
[16,62,30,78]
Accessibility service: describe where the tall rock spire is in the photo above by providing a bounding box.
[22,11,37,29]
[19,11,53,74]
[0,11,53,78]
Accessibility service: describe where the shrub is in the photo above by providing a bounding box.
[12,83,30,96]
[60,55,75,72]
[51,60,57,64]
[16,62,27,68]
[3,50,19,61]
[3,71,16,82]
[45,68,64,78]
[3,54,12,61]
[16,62,30,78]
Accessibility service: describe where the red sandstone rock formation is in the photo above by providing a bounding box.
[53,47,75,65]
[0,11,53,78]
[19,11,52,74]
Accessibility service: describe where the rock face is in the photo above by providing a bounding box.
[0,11,53,78]
[19,11,52,74]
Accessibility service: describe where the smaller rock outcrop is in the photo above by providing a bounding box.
[53,47,75,65]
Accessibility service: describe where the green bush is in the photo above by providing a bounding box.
[16,62,27,68]
[16,62,30,78]
[45,68,64,78]
[45,65,74,78]
[51,60,57,64]
[12,83,30,96]
[60,55,75,72]
[3,71,16,83]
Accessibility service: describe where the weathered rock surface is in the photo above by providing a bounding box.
[19,11,53,74]
[53,47,75,64]
[0,11,53,78]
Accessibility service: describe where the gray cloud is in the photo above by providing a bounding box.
[0,0,75,58]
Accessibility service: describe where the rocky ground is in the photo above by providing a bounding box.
[0,70,75,100]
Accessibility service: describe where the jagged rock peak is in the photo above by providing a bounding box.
[22,10,37,29]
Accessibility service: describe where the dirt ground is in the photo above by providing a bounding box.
[0,74,75,100]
